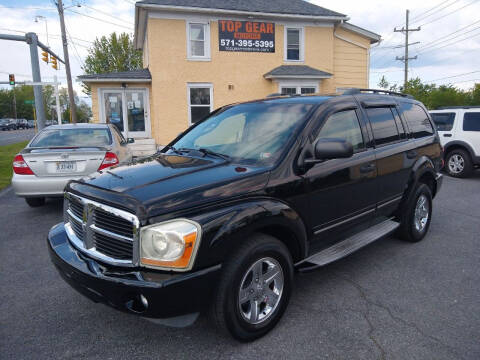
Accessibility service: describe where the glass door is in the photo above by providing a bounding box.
[103,91,124,131]
[101,89,150,138]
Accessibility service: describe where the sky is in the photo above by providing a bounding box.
[0,0,479,104]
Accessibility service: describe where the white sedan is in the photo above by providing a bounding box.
[12,123,134,207]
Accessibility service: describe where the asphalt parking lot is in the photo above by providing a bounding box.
[0,129,35,146]
[0,173,479,360]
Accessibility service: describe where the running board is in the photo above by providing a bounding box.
[297,219,400,272]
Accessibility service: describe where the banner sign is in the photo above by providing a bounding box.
[218,20,275,53]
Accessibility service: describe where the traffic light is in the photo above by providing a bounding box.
[41,50,49,64]
[9,74,15,85]
[51,56,58,70]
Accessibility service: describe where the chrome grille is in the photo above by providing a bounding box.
[93,232,133,260]
[64,193,140,267]
[93,208,134,238]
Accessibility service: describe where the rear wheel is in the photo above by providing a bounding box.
[211,233,293,341]
[25,197,45,207]
[445,149,472,178]
[398,184,432,242]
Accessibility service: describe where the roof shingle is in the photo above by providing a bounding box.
[78,69,151,81]
[264,65,332,79]
[136,0,345,18]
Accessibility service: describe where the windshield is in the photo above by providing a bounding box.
[0,119,8,124]
[171,102,313,165]
[30,128,112,148]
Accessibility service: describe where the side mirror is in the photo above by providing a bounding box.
[312,138,353,161]
[127,138,135,144]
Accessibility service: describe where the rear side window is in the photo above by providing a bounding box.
[317,110,365,152]
[430,112,455,131]
[463,112,480,131]
[400,103,434,138]
[365,107,400,146]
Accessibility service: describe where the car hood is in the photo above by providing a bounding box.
[67,153,270,219]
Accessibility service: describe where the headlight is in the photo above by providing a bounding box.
[140,219,201,271]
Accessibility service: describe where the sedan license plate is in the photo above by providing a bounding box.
[56,161,76,173]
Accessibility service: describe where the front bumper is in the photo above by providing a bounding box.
[12,173,84,197]
[48,223,221,319]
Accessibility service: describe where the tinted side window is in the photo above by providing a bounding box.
[430,112,455,131]
[365,107,399,146]
[317,110,365,152]
[401,103,434,138]
[463,112,480,131]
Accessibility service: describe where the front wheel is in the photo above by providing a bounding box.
[398,184,432,242]
[211,233,293,341]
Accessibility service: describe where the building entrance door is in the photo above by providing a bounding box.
[101,88,150,138]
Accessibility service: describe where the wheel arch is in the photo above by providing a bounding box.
[444,140,475,160]
[193,199,309,268]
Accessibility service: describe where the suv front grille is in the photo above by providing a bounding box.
[64,193,140,267]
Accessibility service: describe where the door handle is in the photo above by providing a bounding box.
[406,150,417,159]
[443,134,452,137]
[360,163,375,173]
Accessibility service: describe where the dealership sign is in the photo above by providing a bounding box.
[219,20,275,53]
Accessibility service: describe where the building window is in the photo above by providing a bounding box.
[187,22,210,60]
[188,84,213,124]
[280,85,317,95]
[285,27,304,61]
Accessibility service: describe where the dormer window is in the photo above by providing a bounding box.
[187,21,211,60]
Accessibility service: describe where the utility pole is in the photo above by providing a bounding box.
[56,0,77,123]
[394,9,421,89]
[25,32,47,131]
[54,75,62,125]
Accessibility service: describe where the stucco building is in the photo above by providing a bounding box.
[79,0,380,155]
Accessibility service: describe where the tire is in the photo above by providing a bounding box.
[25,197,45,207]
[211,233,294,342]
[398,184,433,243]
[445,149,472,178]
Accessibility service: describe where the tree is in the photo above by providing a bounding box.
[82,32,143,94]
[379,76,480,109]
[378,75,389,89]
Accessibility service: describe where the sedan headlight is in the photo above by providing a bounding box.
[140,219,201,271]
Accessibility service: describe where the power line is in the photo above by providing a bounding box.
[416,30,480,55]
[410,0,455,21]
[415,25,480,53]
[81,4,134,26]
[411,0,458,24]
[65,8,134,30]
[425,70,480,83]
[417,0,479,27]
[415,19,480,51]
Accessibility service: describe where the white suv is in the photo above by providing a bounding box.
[430,107,480,177]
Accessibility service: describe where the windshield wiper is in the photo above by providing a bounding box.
[198,148,231,161]
[163,145,182,154]
[177,147,230,161]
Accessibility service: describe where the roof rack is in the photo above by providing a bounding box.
[437,105,480,109]
[342,88,414,99]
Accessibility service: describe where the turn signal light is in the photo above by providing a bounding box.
[98,152,119,171]
[13,154,34,175]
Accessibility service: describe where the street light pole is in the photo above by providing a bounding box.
[56,0,77,123]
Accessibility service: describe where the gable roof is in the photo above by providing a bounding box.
[77,69,151,83]
[264,65,332,79]
[136,0,345,18]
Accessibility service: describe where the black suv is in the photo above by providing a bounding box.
[48,89,443,341]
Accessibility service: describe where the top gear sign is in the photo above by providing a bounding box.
[218,20,275,53]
